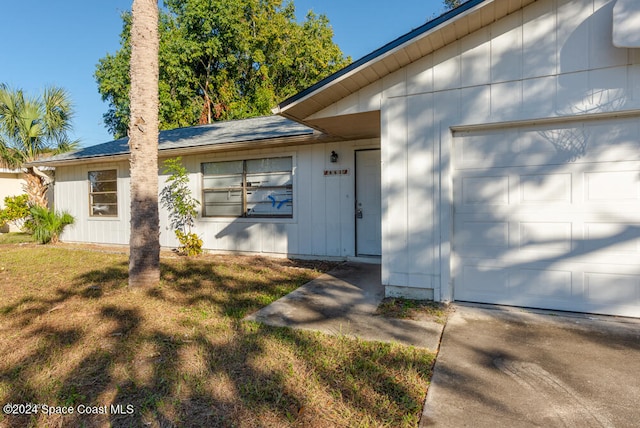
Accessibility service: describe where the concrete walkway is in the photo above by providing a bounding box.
[247,263,640,427]
[421,304,640,427]
[245,262,444,351]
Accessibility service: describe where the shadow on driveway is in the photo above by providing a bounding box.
[421,304,640,427]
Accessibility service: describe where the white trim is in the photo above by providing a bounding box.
[451,110,640,135]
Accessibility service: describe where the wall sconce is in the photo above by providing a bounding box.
[330,151,339,163]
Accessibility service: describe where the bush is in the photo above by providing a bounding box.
[29,206,74,244]
[175,230,204,256]
[0,194,31,231]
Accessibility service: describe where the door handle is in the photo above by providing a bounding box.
[356,208,363,219]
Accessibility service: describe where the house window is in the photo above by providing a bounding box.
[202,157,293,218]
[88,170,118,216]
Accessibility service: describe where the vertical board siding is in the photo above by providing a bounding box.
[54,140,379,259]
[377,0,640,298]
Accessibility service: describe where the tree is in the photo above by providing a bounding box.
[128,0,161,288]
[160,157,202,256]
[96,0,350,138]
[443,0,467,10]
[0,85,78,207]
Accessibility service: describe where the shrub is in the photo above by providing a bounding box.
[175,230,204,256]
[29,205,74,244]
[0,194,31,231]
[160,157,203,256]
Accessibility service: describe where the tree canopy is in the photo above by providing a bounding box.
[0,84,78,206]
[96,0,350,139]
[443,0,468,10]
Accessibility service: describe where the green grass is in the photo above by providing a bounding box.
[0,232,34,244]
[377,298,451,324]
[0,244,435,427]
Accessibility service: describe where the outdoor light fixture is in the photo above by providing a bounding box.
[330,151,339,163]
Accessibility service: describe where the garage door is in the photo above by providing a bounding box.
[453,119,640,317]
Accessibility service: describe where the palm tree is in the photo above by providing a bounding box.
[128,0,161,287]
[0,85,78,207]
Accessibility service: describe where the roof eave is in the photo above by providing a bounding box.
[27,132,338,167]
[273,0,489,119]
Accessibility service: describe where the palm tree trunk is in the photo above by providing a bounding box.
[128,0,160,287]
[23,167,50,208]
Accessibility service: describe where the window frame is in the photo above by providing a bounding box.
[88,169,118,217]
[201,156,294,219]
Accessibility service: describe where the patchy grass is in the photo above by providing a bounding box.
[0,232,34,245]
[377,298,452,324]
[0,244,435,427]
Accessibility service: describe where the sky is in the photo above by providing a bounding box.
[0,1,449,148]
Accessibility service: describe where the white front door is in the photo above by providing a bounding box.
[356,149,381,256]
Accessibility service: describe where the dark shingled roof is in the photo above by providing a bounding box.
[36,115,314,165]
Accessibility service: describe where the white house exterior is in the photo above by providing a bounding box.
[40,116,381,259]
[36,0,640,318]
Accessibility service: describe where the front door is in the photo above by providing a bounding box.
[355,149,381,256]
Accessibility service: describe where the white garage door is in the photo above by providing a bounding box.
[453,118,640,317]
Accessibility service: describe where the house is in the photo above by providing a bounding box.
[0,168,26,232]
[34,0,640,318]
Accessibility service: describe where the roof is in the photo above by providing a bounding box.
[274,0,537,131]
[32,115,325,166]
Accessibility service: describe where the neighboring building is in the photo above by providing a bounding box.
[34,0,640,318]
[0,168,26,232]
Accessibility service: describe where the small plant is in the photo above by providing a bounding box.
[0,194,31,231]
[160,157,203,256]
[29,205,74,244]
[175,230,203,256]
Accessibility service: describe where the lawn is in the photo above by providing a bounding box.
[0,240,434,427]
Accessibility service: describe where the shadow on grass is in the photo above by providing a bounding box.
[0,251,431,427]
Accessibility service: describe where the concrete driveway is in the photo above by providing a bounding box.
[421,304,640,427]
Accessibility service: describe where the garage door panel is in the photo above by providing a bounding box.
[584,223,640,254]
[453,120,640,317]
[585,170,640,201]
[520,173,572,203]
[509,268,573,299]
[456,221,509,251]
[460,175,510,205]
[456,258,640,316]
[584,272,640,305]
[460,263,509,296]
[519,222,572,252]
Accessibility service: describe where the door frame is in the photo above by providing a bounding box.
[354,148,382,256]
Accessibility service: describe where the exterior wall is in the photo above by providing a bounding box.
[54,139,379,258]
[0,172,25,207]
[311,0,640,300]
[0,171,26,232]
